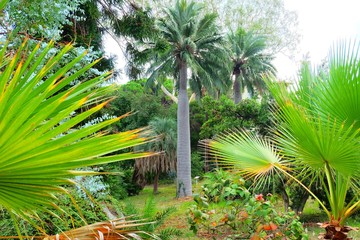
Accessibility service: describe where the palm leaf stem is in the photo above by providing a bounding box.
[324,163,337,218]
[276,165,330,218]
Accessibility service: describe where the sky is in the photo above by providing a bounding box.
[104,0,360,83]
[275,0,360,80]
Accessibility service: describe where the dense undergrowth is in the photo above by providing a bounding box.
[118,181,360,240]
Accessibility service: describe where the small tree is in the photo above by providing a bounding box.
[134,117,177,193]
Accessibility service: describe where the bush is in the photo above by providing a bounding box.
[191,151,205,178]
[201,169,249,203]
[102,164,142,199]
[0,188,108,236]
[187,170,308,239]
[114,196,183,239]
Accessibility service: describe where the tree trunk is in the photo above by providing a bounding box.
[176,61,192,198]
[280,187,290,212]
[233,73,242,104]
[160,84,178,103]
[153,171,159,194]
[295,193,309,215]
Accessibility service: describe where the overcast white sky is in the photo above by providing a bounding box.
[104,0,360,83]
[275,0,360,80]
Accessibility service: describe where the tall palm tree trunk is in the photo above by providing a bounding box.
[176,61,192,197]
[233,73,242,104]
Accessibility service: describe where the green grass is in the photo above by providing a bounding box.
[119,183,360,239]
[119,183,199,239]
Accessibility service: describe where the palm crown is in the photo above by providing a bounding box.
[228,28,275,103]
[148,0,230,97]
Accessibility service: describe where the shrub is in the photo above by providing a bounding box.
[187,171,308,239]
[201,169,249,203]
[0,188,107,236]
[191,151,205,178]
[116,196,183,239]
[102,164,142,199]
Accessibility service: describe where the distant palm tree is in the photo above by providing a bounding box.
[147,0,229,197]
[228,28,275,103]
[134,117,177,194]
[209,41,360,239]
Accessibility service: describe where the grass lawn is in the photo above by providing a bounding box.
[120,183,360,239]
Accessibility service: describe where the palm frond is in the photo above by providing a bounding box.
[47,217,158,240]
[0,38,154,228]
[208,130,288,180]
[210,40,360,226]
[229,28,275,101]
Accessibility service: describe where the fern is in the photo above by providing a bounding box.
[158,227,183,240]
[153,206,176,229]
[143,195,157,220]
[119,196,178,238]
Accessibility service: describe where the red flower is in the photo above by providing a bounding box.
[255,194,264,201]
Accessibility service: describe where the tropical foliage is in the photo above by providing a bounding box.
[228,28,275,103]
[6,0,359,238]
[208,41,360,239]
[134,117,177,193]
[0,34,152,236]
[119,196,183,239]
[145,0,229,197]
[187,170,307,239]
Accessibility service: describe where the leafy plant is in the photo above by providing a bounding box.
[188,181,307,239]
[0,9,153,236]
[0,187,116,236]
[195,96,272,140]
[102,164,143,200]
[191,151,205,178]
[119,196,182,239]
[208,41,360,239]
[201,169,249,203]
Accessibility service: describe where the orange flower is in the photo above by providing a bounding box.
[239,211,248,219]
[263,224,272,231]
[263,222,278,231]
[270,222,278,230]
[220,214,228,223]
[250,234,261,240]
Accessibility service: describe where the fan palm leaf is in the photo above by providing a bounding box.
[209,40,360,238]
[0,37,154,236]
[46,217,159,240]
[3,217,158,239]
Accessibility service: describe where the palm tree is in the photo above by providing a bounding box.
[228,28,275,103]
[0,36,153,236]
[134,117,177,194]
[208,41,360,239]
[147,0,229,197]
